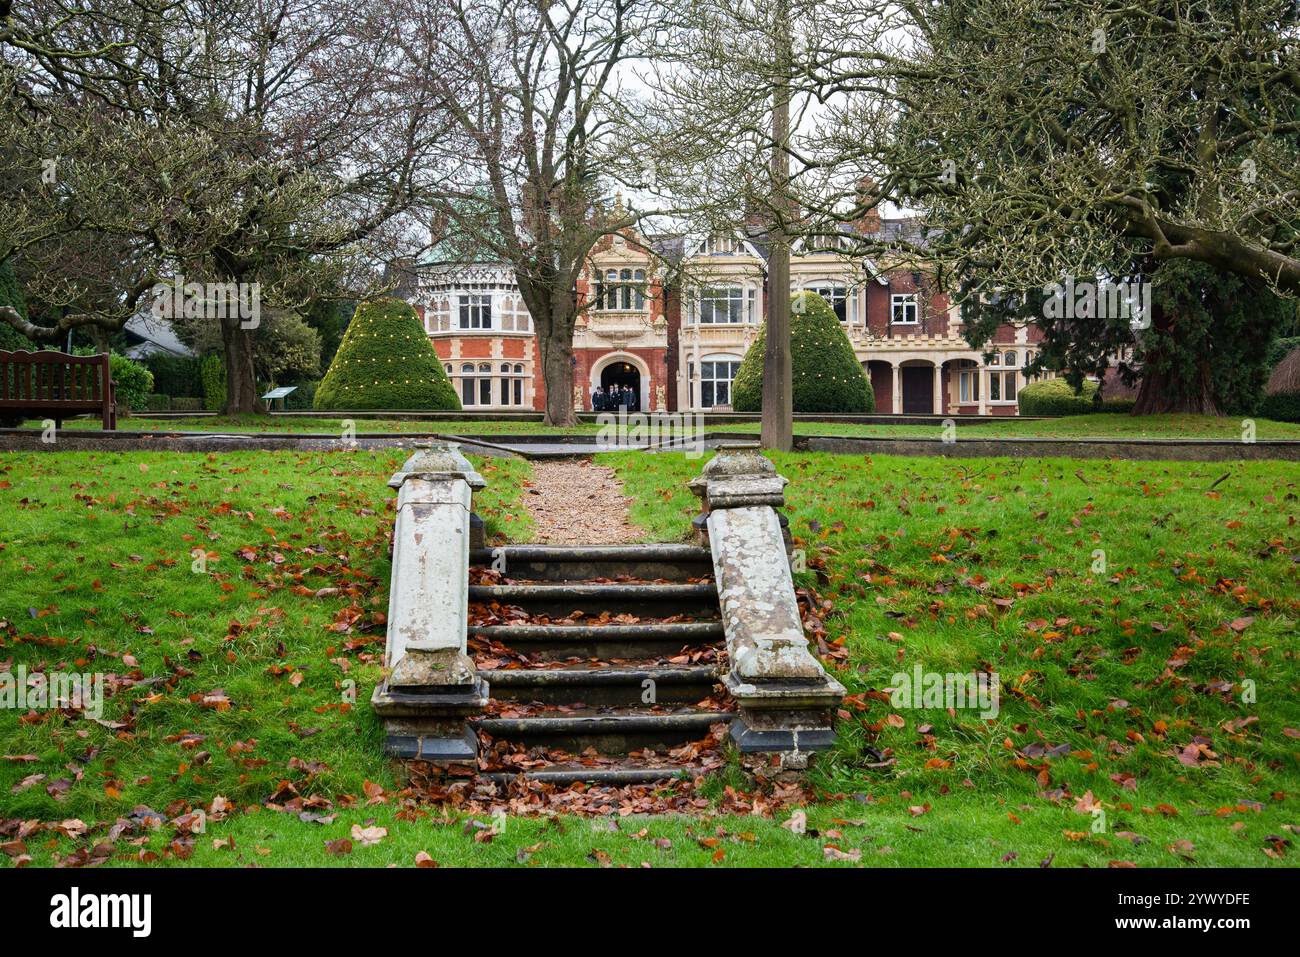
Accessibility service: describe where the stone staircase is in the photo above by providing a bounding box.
[371,443,845,789]
[466,544,734,785]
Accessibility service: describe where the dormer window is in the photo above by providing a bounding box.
[704,236,741,255]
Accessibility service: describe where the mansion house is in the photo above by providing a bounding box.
[408,214,1043,416]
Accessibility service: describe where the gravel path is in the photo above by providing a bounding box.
[522,459,644,544]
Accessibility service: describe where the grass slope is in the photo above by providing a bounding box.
[2,447,1297,867]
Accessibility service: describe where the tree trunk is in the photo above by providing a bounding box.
[1130,301,1221,415]
[535,290,578,426]
[220,319,264,415]
[761,0,794,453]
[1132,364,1219,414]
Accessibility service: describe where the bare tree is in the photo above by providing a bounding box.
[2,0,452,413]
[634,0,837,449]
[414,0,657,426]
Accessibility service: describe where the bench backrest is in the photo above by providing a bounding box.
[0,350,113,407]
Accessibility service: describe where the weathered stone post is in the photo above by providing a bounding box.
[690,444,845,768]
[370,443,488,763]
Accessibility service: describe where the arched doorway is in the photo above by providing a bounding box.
[600,360,642,411]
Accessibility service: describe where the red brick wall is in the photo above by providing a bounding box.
[865,270,951,337]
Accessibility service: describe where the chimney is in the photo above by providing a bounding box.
[855,176,882,235]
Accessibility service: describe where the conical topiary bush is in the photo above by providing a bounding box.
[314,298,461,411]
[732,291,874,413]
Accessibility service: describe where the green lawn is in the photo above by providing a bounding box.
[2,447,1297,867]
[15,411,1300,440]
[601,449,1300,868]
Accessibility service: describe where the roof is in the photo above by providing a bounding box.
[123,310,194,358]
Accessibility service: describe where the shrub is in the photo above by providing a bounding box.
[1260,392,1300,422]
[314,298,460,411]
[107,353,153,412]
[143,354,203,398]
[1017,378,1134,416]
[732,291,873,413]
[171,397,204,412]
[145,394,172,411]
[1262,346,1300,422]
[201,354,226,411]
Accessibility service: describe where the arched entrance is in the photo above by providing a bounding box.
[600,360,642,411]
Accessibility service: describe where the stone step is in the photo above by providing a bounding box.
[479,764,709,786]
[484,663,720,706]
[469,621,724,659]
[469,581,719,618]
[474,707,731,754]
[471,544,713,582]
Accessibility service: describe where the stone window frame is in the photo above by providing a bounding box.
[457,293,493,330]
[595,268,648,312]
[697,353,743,409]
[694,286,751,325]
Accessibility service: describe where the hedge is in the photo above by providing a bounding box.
[143,354,203,398]
[1260,392,1300,422]
[201,355,226,411]
[732,291,873,413]
[1017,378,1134,416]
[314,298,460,411]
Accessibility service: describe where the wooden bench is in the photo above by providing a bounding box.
[0,350,117,430]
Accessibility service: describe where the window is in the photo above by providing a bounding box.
[704,236,742,255]
[478,363,491,406]
[989,370,1018,403]
[959,369,980,403]
[513,364,524,405]
[429,296,452,332]
[808,285,849,323]
[458,294,492,330]
[499,363,512,405]
[803,233,852,253]
[699,357,742,408]
[460,363,476,406]
[594,269,647,311]
[890,293,918,324]
[1003,350,1017,366]
[697,287,746,324]
[500,295,530,331]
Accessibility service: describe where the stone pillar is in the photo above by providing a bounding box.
[689,445,845,768]
[891,364,902,415]
[933,363,943,415]
[978,370,988,416]
[371,444,489,763]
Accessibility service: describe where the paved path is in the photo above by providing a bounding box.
[522,459,644,544]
